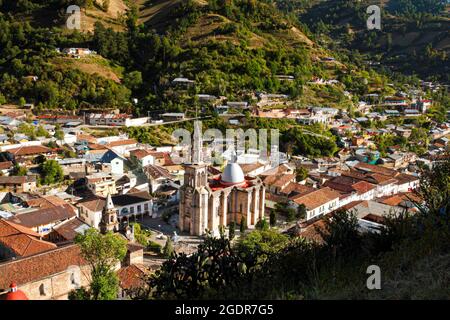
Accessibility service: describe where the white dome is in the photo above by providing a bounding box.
[221,163,245,185]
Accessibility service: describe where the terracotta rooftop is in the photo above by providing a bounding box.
[354,162,398,177]
[282,182,315,197]
[0,244,85,290]
[0,219,57,258]
[292,187,340,210]
[240,162,265,174]
[106,139,137,147]
[144,164,172,180]
[118,264,149,291]
[26,195,68,209]
[130,149,153,160]
[0,175,36,185]
[263,173,296,189]
[78,197,105,212]
[0,161,13,170]
[7,145,52,156]
[352,181,376,194]
[52,218,90,241]
[8,204,76,228]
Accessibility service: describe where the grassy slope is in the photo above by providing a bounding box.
[51,54,124,83]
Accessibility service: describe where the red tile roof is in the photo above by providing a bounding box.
[118,264,149,291]
[0,219,56,258]
[292,187,340,210]
[7,145,52,156]
[0,244,85,290]
[107,139,137,147]
[0,161,13,170]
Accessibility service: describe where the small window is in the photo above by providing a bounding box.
[130,207,134,214]
[39,283,46,296]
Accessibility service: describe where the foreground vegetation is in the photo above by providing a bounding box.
[136,156,450,300]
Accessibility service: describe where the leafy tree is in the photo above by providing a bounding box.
[240,216,247,233]
[235,229,289,266]
[296,204,307,220]
[54,128,64,140]
[163,237,174,259]
[39,160,64,185]
[12,164,27,176]
[295,166,308,182]
[148,233,248,299]
[269,210,276,227]
[255,218,269,231]
[18,97,26,107]
[72,229,127,300]
[228,221,236,240]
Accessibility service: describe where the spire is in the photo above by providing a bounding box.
[191,120,203,164]
[105,193,114,210]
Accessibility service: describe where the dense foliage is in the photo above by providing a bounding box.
[143,157,450,299]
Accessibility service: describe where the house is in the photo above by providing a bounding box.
[161,113,186,122]
[86,174,117,197]
[0,219,57,261]
[0,176,37,193]
[47,218,90,243]
[290,187,341,221]
[0,161,13,176]
[6,145,54,164]
[7,204,77,236]
[105,139,137,156]
[130,149,155,167]
[143,164,174,193]
[100,150,126,175]
[77,191,153,229]
[263,173,296,194]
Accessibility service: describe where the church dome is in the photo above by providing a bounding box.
[221,163,245,186]
[3,283,28,300]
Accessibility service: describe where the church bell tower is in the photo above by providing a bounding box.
[100,193,119,234]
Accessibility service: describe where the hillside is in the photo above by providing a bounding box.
[0,0,409,113]
[296,0,450,82]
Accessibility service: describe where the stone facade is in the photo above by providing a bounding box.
[179,163,265,236]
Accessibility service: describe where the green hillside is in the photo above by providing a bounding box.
[0,0,423,113]
[295,0,450,82]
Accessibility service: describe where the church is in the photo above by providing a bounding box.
[178,122,266,236]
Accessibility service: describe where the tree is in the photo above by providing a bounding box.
[123,71,143,90]
[163,237,174,258]
[12,164,27,176]
[255,218,269,231]
[295,166,308,182]
[54,128,64,140]
[286,208,297,222]
[18,97,26,107]
[296,204,307,220]
[39,160,64,185]
[235,229,289,266]
[228,221,236,240]
[148,233,248,299]
[72,229,127,300]
[269,210,276,227]
[240,216,247,233]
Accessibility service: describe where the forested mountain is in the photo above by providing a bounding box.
[294,0,450,82]
[0,0,402,113]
